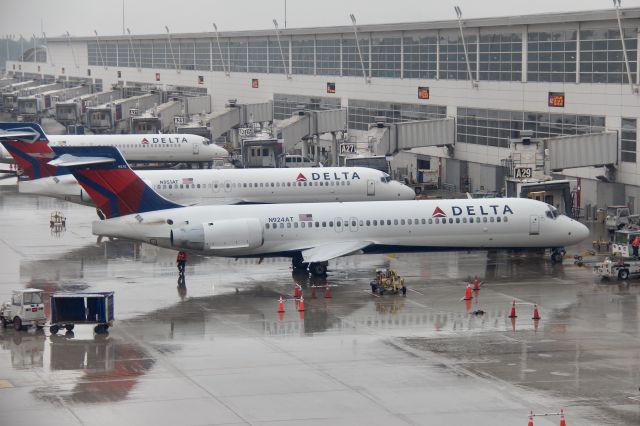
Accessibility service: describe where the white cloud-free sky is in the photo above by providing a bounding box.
[3,0,640,38]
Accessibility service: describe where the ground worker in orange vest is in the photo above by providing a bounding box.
[177,251,187,275]
[632,236,640,259]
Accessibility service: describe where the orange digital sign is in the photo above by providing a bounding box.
[418,86,430,100]
[327,82,336,93]
[548,92,565,107]
[251,78,259,88]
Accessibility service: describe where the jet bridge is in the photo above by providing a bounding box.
[546,132,618,172]
[130,99,183,133]
[277,109,348,162]
[209,100,273,140]
[367,117,455,156]
[55,89,123,125]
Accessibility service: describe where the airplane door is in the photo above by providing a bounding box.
[334,217,344,233]
[193,143,199,155]
[349,217,358,232]
[367,179,375,196]
[529,215,540,235]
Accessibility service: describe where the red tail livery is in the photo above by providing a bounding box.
[50,146,182,219]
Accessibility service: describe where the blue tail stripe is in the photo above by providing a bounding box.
[74,173,120,217]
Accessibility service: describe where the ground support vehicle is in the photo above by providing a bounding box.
[370,268,407,295]
[593,257,640,280]
[50,292,114,334]
[0,289,46,331]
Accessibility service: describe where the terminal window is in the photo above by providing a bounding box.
[580,28,637,84]
[621,117,637,163]
[527,30,577,83]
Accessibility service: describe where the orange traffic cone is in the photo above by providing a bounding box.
[473,276,480,291]
[277,296,285,313]
[298,295,305,312]
[463,283,473,301]
[325,286,332,298]
[294,285,301,299]
[508,300,517,318]
[559,409,566,426]
[527,411,534,426]
[532,305,541,320]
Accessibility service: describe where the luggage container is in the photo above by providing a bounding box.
[50,292,114,334]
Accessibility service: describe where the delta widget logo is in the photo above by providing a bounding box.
[296,173,307,182]
[432,207,446,218]
[141,138,149,145]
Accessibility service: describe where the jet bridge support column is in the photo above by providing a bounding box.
[331,132,338,166]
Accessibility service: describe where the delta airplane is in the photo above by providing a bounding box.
[50,146,590,276]
[0,122,227,166]
[0,123,414,210]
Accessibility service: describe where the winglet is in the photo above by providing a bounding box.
[0,122,66,179]
[50,145,183,219]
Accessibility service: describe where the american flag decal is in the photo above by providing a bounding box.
[182,177,194,185]
[298,213,313,221]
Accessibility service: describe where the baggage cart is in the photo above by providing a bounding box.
[50,292,114,334]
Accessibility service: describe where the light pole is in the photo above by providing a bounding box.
[349,14,370,84]
[165,25,179,72]
[613,0,638,93]
[94,30,106,69]
[212,23,228,76]
[272,19,290,78]
[126,28,140,70]
[454,6,478,88]
[32,34,37,64]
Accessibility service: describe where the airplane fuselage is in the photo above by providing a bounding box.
[19,167,415,206]
[0,133,227,164]
[92,198,589,259]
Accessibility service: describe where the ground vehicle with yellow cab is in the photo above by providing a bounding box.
[370,268,407,295]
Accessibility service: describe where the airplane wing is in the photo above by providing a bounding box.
[301,240,373,263]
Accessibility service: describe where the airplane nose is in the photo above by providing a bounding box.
[574,220,590,243]
[565,217,589,244]
[399,183,416,199]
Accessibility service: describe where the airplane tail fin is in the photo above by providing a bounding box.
[0,122,66,179]
[49,145,183,219]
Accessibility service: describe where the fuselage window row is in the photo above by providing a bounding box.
[263,216,510,230]
[159,180,353,191]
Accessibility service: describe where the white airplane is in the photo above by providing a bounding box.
[0,122,227,165]
[50,146,590,276]
[0,125,414,210]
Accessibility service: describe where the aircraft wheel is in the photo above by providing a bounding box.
[65,324,75,332]
[309,262,327,277]
[50,325,60,334]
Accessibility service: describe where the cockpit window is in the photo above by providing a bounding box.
[545,206,559,219]
[203,138,211,145]
[380,173,392,183]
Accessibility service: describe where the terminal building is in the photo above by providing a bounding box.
[5,7,640,216]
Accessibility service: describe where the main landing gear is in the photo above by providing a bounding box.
[292,253,328,277]
[550,248,566,263]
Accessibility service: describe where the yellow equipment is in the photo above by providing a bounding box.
[371,268,406,295]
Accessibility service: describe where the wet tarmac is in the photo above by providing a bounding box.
[0,184,639,425]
